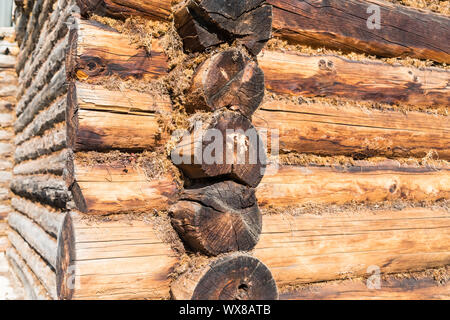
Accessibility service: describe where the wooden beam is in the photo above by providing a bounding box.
[280,270,450,300]
[254,208,450,286]
[253,100,450,160]
[67,18,169,82]
[67,82,171,151]
[269,0,450,63]
[76,0,172,21]
[259,50,450,107]
[56,212,180,300]
[66,155,180,215]
[257,164,450,208]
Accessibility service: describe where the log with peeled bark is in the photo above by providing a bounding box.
[186,49,265,117]
[254,207,450,286]
[257,163,450,207]
[65,153,181,215]
[56,212,181,300]
[258,50,450,107]
[66,18,168,82]
[170,181,262,255]
[253,100,450,160]
[268,0,450,64]
[67,82,171,151]
[171,253,278,300]
[280,270,450,300]
[174,0,273,55]
[76,0,172,21]
[172,110,267,188]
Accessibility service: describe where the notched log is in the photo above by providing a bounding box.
[186,49,265,117]
[174,0,273,55]
[170,181,262,255]
[171,110,267,188]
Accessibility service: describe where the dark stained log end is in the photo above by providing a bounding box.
[56,213,76,300]
[76,0,106,18]
[187,49,265,117]
[171,253,278,300]
[174,0,272,55]
[172,111,267,188]
[170,181,262,255]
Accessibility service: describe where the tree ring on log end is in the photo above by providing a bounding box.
[171,253,278,300]
[170,181,262,255]
[56,213,76,300]
[172,111,267,187]
[174,0,273,55]
[187,49,265,117]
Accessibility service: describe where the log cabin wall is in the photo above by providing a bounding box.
[3,0,450,299]
[0,27,16,253]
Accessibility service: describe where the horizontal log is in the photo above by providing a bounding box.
[16,0,55,74]
[254,208,450,286]
[14,126,66,163]
[76,0,172,21]
[8,211,58,268]
[19,1,72,97]
[253,100,450,159]
[11,197,64,237]
[280,271,450,300]
[0,142,13,156]
[0,55,16,69]
[257,164,450,207]
[15,67,67,133]
[0,40,19,56]
[269,0,450,63]
[57,212,179,300]
[0,130,13,141]
[6,247,51,300]
[67,155,180,215]
[8,230,57,299]
[13,149,68,176]
[67,18,168,81]
[10,175,70,209]
[67,82,171,151]
[16,36,68,115]
[0,114,13,127]
[259,50,450,107]
[15,95,66,146]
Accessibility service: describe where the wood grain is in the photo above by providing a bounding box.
[259,50,450,107]
[257,164,450,207]
[253,100,450,159]
[269,0,450,63]
[67,18,168,81]
[254,208,450,286]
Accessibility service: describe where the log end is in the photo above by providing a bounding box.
[170,181,262,255]
[171,253,278,300]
